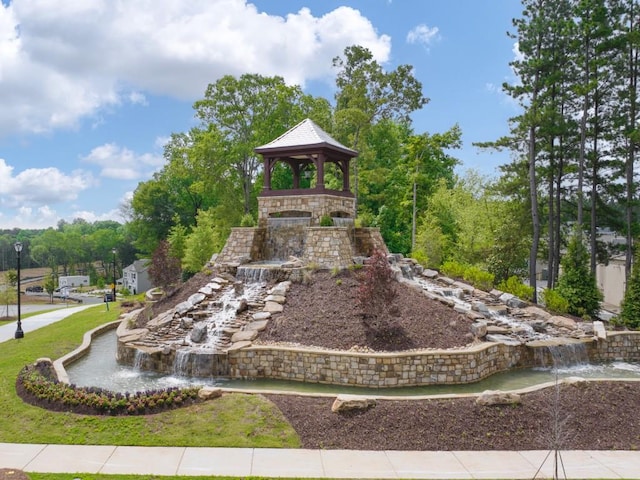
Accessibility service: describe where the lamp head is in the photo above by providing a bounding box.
[14,241,23,253]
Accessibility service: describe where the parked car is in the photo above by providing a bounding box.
[26,285,43,293]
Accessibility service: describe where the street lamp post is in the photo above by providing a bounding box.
[112,248,117,301]
[14,241,23,339]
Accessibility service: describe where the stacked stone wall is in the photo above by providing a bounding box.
[116,330,640,387]
[258,194,355,227]
[228,342,529,387]
[303,227,353,268]
[354,228,388,256]
[587,331,640,362]
[216,227,266,263]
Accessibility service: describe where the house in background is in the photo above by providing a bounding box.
[122,259,153,294]
[59,275,90,288]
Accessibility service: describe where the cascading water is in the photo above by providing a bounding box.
[532,340,590,371]
[133,349,148,370]
[167,282,266,377]
[265,217,310,260]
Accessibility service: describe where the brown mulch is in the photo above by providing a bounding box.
[257,270,474,351]
[0,470,29,480]
[135,267,640,450]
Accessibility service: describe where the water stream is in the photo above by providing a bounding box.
[66,329,640,396]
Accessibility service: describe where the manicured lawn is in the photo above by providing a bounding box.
[0,304,299,448]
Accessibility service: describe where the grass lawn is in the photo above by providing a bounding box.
[0,304,300,448]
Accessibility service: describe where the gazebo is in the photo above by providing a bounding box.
[254,118,357,227]
[215,118,387,269]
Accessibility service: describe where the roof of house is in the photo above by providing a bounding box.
[124,259,149,273]
[254,118,357,156]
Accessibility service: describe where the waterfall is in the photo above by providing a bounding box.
[236,265,279,283]
[173,349,192,376]
[265,217,309,260]
[534,342,590,370]
[332,217,354,227]
[132,349,148,370]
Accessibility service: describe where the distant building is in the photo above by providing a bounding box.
[58,275,90,288]
[122,259,152,294]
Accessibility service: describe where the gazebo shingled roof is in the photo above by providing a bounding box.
[255,118,357,197]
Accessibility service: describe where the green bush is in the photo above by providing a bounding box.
[463,266,494,292]
[320,215,334,226]
[240,213,256,227]
[440,260,467,279]
[410,250,429,268]
[556,231,603,318]
[497,276,535,302]
[541,288,569,314]
[620,245,640,329]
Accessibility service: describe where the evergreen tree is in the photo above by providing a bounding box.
[620,244,640,328]
[556,230,603,318]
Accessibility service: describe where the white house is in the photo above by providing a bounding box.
[122,259,152,294]
[58,275,90,288]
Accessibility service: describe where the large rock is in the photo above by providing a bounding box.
[264,301,284,313]
[331,395,377,413]
[470,322,488,338]
[475,390,522,406]
[548,315,577,329]
[231,330,258,342]
[198,387,223,400]
[190,324,208,343]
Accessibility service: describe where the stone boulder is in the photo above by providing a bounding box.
[190,324,208,343]
[475,390,522,406]
[331,395,377,413]
[198,387,223,400]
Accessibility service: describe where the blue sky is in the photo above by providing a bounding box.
[0,0,522,230]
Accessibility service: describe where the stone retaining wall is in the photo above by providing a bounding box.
[303,227,353,268]
[588,331,640,362]
[228,342,530,387]
[115,330,640,387]
[258,194,355,227]
[216,227,266,263]
[226,333,640,387]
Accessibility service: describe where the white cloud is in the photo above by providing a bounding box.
[0,158,94,207]
[81,143,165,180]
[0,205,60,230]
[0,0,391,137]
[70,208,125,225]
[406,24,440,49]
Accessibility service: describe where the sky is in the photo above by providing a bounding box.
[0,0,523,230]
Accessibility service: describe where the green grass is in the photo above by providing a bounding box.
[0,304,300,448]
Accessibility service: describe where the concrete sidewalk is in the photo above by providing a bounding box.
[0,304,98,343]
[1,444,639,478]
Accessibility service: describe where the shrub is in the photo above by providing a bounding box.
[463,266,495,292]
[541,288,569,314]
[240,213,256,227]
[440,260,467,279]
[357,248,396,319]
[320,215,334,226]
[497,276,535,302]
[410,250,429,268]
[620,245,640,329]
[556,231,603,318]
